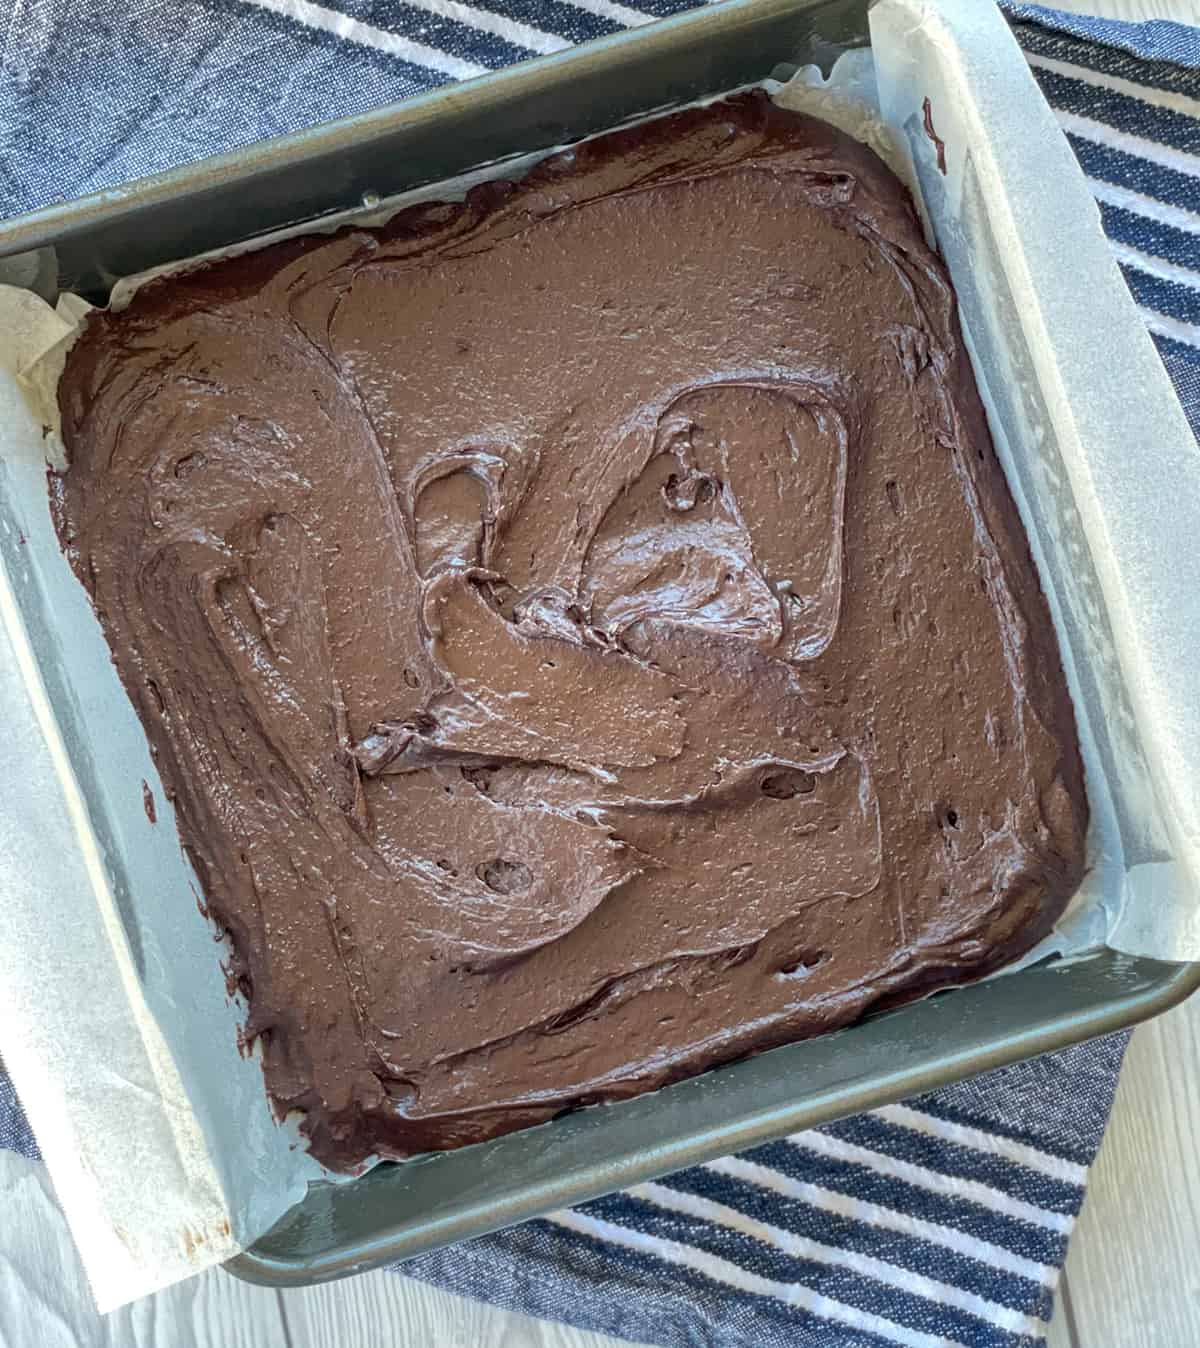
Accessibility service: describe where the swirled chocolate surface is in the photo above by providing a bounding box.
[53,92,1086,1171]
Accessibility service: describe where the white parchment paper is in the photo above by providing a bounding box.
[0,0,1197,1310]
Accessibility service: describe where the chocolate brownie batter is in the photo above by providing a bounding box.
[53,92,1086,1171]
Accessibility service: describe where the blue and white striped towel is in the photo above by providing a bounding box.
[1,4,1198,1345]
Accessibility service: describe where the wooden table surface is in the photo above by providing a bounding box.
[2,0,1197,1344]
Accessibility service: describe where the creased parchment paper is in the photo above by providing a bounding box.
[1,0,1198,1310]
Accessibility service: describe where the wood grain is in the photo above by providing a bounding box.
[1060,993,1200,1348]
[1045,1276,1080,1348]
[277,1270,638,1348]
[0,1150,289,1348]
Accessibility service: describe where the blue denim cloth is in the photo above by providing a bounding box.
[1007,2,1200,65]
[1,4,1197,1345]
[0,1076,37,1158]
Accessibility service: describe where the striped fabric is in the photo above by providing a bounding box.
[1008,5,1200,437]
[1,3,1197,1345]
[402,1040,1130,1348]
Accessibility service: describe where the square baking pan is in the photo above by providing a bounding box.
[1,0,1197,1290]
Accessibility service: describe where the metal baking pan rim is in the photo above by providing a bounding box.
[1,0,1192,1290]
[0,0,872,294]
[224,951,1200,1287]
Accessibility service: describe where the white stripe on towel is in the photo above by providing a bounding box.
[242,0,488,78]
[548,1207,970,1348]
[1053,106,1200,179]
[629,1180,1049,1339]
[1087,174,1200,236]
[1136,303,1200,349]
[1110,237,1200,293]
[874,1105,1089,1186]
[389,0,571,56]
[564,0,656,28]
[708,1154,1057,1286]
[1028,51,1200,121]
[790,1130,1074,1234]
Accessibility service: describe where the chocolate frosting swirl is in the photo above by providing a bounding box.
[54,92,1086,1170]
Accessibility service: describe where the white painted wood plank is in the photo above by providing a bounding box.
[0,1149,288,1348]
[278,1269,645,1347]
[115,1274,286,1348]
[1043,1306,1075,1348]
[1059,992,1200,1348]
[1044,1273,1080,1348]
[1043,1311,1075,1348]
